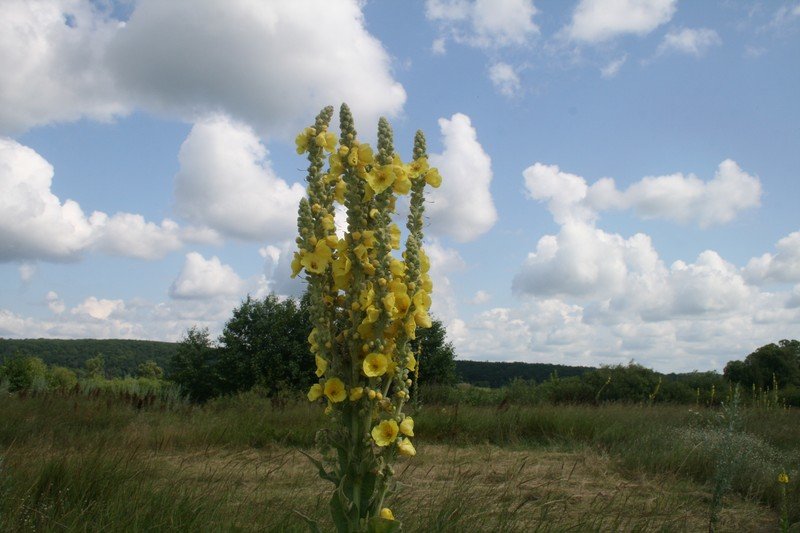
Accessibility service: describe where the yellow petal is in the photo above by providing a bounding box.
[323,378,346,403]
[307,383,323,401]
[399,417,414,436]
[349,387,364,401]
[371,420,399,446]
[397,438,416,457]
[315,355,328,378]
[363,352,388,377]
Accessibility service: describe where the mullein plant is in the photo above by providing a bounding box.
[292,104,440,533]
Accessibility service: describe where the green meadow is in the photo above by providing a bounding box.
[1,389,797,532]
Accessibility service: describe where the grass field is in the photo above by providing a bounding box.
[1,392,797,531]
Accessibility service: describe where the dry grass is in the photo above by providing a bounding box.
[147,444,777,532]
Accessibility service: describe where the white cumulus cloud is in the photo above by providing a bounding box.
[744,230,800,284]
[567,0,677,43]
[657,27,722,57]
[601,54,628,78]
[169,252,246,300]
[107,0,405,138]
[428,113,497,242]
[0,0,127,134]
[0,137,185,262]
[71,296,125,320]
[89,212,183,260]
[523,160,761,228]
[426,0,539,49]
[46,291,65,315]
[488,62,522,97]
[174,115,305,242]
[0,0,405,137]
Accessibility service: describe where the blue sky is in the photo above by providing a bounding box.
[1,0,798,372]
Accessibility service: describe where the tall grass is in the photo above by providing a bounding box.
[1,392,796,530]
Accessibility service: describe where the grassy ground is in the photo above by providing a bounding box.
[1,393,797,531]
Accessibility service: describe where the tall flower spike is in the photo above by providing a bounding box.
[296,105,440,532]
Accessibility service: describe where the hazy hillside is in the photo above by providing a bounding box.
[1,338,599,384]
[0,338,177,377]
[454,360,592,387]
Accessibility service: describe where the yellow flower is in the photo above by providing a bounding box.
[323,378,346,403]
[357,320,374,341]
[301,240,332,274]
[332,254,351,277]
[359,285,375,308]
[361,230,376,249]
[294,127,314,154]
[290,252,302,278]
[389,224,401,250]
[382,292,396,313]
[353,243,369,265]
[399,417,414,436]
[371,419,399,446]
[357,143,374,165]
[329,153,344,176]
[334,179,346,203]
[364,305,381,324]
[404,317,416,340]
[390,259,406,278]
[421,273,433,293]
[366,166,396,194]
[347,144,359,167]
[410,156,429,175]
[393,174,411,194]
[397,438,416,457]
[314,131,337,152]
[406,351,417,371]
[778,472,789,484]
[321,214,335,231]
[349,387,364,401]
[419,250,430,273]
[307,383,323,401]
[315,355,328,377]
[389,278,407,295]
[379,508,395,520]
[413,290,431,311]
[363,353,389,377]
[425,167,442,188]
[390,293,410,319]
[414,308,432,328]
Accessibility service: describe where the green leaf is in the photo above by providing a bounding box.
[297,448,339,484]
[329,489,351,533]
[360,471,377,510]
[367,516,402,533]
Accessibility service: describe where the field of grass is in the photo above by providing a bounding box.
[1,392,797,531]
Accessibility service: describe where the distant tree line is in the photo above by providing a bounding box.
[0,338,175,377]
[455,360,591,388]
[3,317,797,406]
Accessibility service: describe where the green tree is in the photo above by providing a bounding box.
[724,339,800,388]
[85,355,105,379]
[137,360,164,379]
[1,355,47,391]
[409,317,456,385]
[47,366,78,390]
[217,294,312,395]
[169,327,221,403]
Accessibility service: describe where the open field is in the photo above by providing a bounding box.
[1,393,797,531]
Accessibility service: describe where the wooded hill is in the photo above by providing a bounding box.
[0,338,176,377]
[1,337,595,385]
